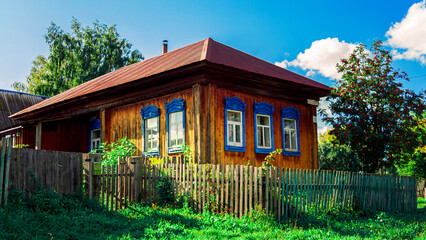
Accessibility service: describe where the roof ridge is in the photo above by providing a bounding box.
[200,38,210,61]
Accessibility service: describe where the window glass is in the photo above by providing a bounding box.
[144,117,159,152]
[284,118,297,151]
[169,111,184,149]
[227,110,243,147]
[256,114,271,148]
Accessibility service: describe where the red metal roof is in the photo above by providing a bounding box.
[11,38,329,118]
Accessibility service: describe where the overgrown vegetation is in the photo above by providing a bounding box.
[1,189,425,239]
[321,40,425,173]
[92,137,136,166]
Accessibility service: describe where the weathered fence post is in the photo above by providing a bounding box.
[132,156,143,202]
[83,153,101,199]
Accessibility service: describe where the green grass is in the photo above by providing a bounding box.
[1,190,425,240]
[419,197,426,209]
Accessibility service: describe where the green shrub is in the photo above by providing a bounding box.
[157,177,175,206]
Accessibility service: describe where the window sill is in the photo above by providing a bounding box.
[225,145,245,152]
[255,148,274,154]
[283,151,301,157]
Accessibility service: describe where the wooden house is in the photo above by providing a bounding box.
[10,38,329,168]
[0,89,48,146]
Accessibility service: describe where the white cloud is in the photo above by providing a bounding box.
[275,38,357,80]
[386,1,426,64]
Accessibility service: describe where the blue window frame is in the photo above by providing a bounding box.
[254,102,274,154]
[224,96,246,152]
[141,105,160,156]
[282,106,301,156]
[89,118,101,152]
[165,98,185,154]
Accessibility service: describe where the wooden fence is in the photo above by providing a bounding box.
[0,142,418,217]
[89,156,418,219]
[0,139,84,205]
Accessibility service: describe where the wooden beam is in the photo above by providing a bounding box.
[312,106,319,169]
[192,84,201,163]
[207,84,217,164]
[100,109,106,144]
[35,122,42,150]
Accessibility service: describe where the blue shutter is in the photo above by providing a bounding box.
[165,98,185,154]
[282,106,301,156]
[254,101,274,154]
[140,105,160,156]
[224,97,246,152]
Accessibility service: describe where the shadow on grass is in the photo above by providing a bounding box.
[1,189,203,240]
[290,206,426,239]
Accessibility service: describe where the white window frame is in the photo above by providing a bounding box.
[283,118,298,152]
[226,110,243,147]
[91,129,101,151]
[256,114,272,149]
[168,111,184,151]
[144,117,159,153]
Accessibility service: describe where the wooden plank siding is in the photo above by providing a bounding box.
[214,87,317,168]
[105,88,195,157]
[102,85,317,168]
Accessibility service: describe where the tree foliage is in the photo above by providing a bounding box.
[396,116,426,179]
[319,129,361,172]
[13,18,143,96]
[321,41,425,173]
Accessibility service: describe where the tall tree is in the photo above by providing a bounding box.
[321,41,425,173]
[319,129,361,172]
[13,18,143,96]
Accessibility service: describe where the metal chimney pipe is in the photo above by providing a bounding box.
[162,40,168,54]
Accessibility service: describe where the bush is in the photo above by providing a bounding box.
[157,177,175,206]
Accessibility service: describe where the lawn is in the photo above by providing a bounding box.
[1,189,425,240]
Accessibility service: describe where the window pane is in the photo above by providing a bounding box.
[236,125,241,143]
[146,118,157,128]
[177,123,183,138]
[152,128,158,136]
[227,111,241,122]
[92,130,101,139]
[170,126,177,141]
[285,130,290,149]
[171,139,176,147]
[153,140,158,148]
[234,111,241,122]
[178,138,184,145]
[284,119,295,129]
[257,115,269,126]
[176,111,183,122]
[228,124,234,142]
[264,127,271,147]
[257,127,263,146]
[290,130,297,150]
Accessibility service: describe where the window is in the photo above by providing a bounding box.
[91,129,101,150]
[256,115,271,148]
[165,98,185,154]
[254,102,274,154]
[282,107,301,156]
[168,111,184,148]
[283,119,297,151]
[144,117,159,153]
[227,110,243,147]
[141,105,160,156]
[224,97,246,152]
[88,118,101,152]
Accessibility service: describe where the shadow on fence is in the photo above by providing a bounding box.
[0,143,418,219]
[87,156,418,221]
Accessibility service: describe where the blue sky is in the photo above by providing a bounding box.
[1,0,425,131]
